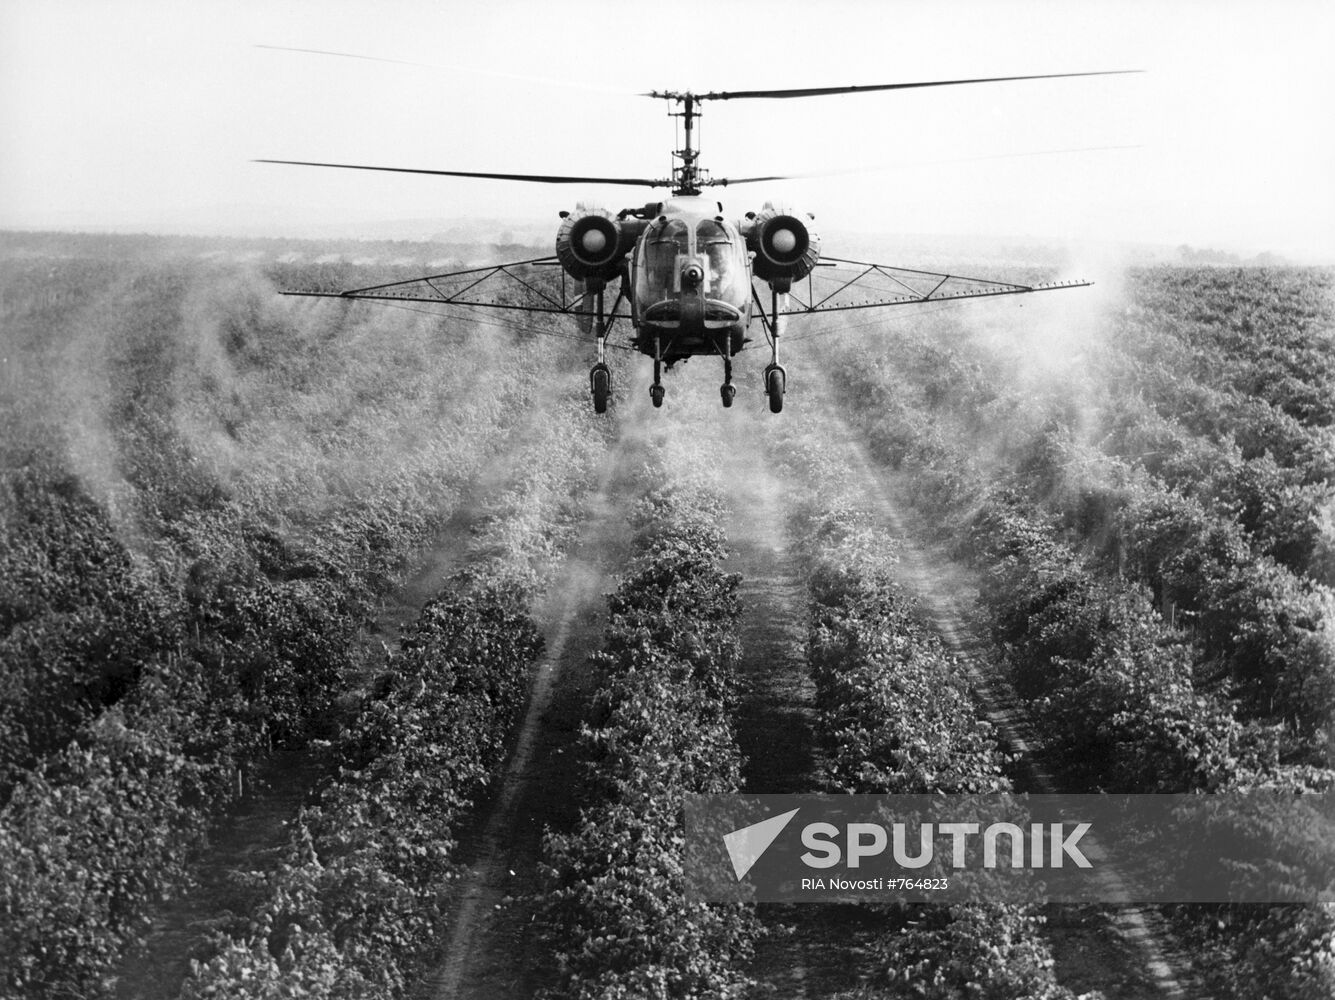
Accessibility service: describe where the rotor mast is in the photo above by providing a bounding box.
[645,70,1141,197]
[677,93,700,195]
[653,91,708,196]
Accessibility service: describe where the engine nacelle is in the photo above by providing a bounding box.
[556,204,629,288]
[743,202,821,291]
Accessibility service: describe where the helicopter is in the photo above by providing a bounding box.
[260,71,1134,413]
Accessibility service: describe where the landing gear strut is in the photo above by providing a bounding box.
[587,285,626,414]
[650,334,665,408]
[720,356,735,408]
[762,285,786,413]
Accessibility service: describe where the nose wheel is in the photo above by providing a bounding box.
[649,339,665,408]
[720,356,735,407]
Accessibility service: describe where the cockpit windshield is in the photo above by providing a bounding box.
[697,219,739,300]
[645,219,690,291]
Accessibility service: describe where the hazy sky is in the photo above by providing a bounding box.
[2,0,1332,259]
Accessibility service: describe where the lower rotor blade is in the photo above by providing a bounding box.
[706,174,791,186]
[711,143,1142,186]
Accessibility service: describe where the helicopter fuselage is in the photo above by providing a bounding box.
[628,196,751,365]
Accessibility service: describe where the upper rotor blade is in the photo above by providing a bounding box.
[254,159,669,187]
[653,70,1140,101]
[255,44,435,69]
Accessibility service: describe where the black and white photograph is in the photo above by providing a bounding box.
[2,1,1333,997]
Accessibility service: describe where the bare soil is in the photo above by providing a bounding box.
[720,415,886,998]
[839,430,1195,1000]
[117,384,1199,999]
[113,749,325,999]
[412,435,637,1000]
[112,469,520,999]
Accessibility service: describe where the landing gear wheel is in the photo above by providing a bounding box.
[650,384,665,408]
[590,363,611,414]
[764,364,786,414]
[720,354,735,408]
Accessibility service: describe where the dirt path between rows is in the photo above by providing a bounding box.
[836,428,1196,1000]
[112,456,508,999]
[112,749,325,999]
[411,431,636,1000]
[112,536,483,1000]
[719,415,886,998]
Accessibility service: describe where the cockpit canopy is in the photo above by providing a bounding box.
[637,214,746,303]
[696,218,742,300]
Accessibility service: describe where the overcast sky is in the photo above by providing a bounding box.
[2,0,1332,259]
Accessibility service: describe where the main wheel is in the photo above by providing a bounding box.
[720,383,735,408]
[765,366,785,413]
[590,364,611,414]
[650,384,665,408]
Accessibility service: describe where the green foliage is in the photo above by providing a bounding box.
[192,575,357,743]
[762,422,1069,1000]
[0,248,602,999]
[0,458,183,778]
[1116,486,1335,737]
[1169,903,1335,1000]
[823,280,1335,997]
[181,571,544,999]
[830,273,1335,759]
[853,903,1077,1000]
[807,560,1008,795]
[1,656,260,998]
[964,489,1272,793]
[173,356,603,999]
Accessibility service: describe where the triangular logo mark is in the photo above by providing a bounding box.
[723,808,800,881]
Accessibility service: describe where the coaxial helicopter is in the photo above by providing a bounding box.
[261,70,1133,413]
